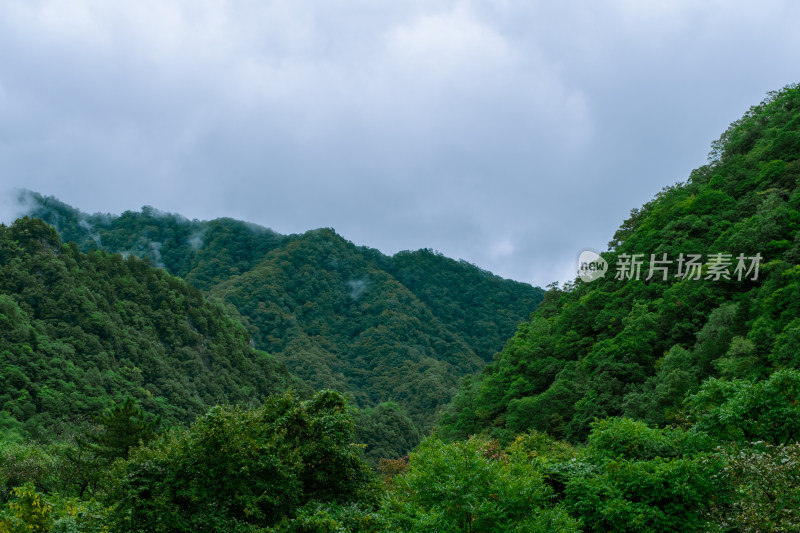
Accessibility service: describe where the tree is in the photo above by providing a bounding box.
[82,398,160,461]
[561,418,720,533]
[107,390,377,532]
[381,434,579,532]
[685,369,800,445]
[706,442,800,532]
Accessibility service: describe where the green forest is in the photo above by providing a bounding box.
[19,193,543,455]
[2,84,800,531]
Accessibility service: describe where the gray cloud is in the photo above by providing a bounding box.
[1,0,798,287]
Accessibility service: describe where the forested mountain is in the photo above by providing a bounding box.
[209,229,483,431]
[440,83,800,443]
[19,198,291,291]
[379,248,541,362]
[4,85,800,533]
[20,193,543,435]
[0,217,299,442]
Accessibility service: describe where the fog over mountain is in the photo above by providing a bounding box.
[1,1,799,287]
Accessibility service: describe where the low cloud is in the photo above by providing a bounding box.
[1,1,798,286]
[347,278,370,301]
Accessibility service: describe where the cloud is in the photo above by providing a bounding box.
[150,241,164,269]
[0,1,798,287]
[78,218,102,246]
[187,227,205,250]
[347,278,370,301]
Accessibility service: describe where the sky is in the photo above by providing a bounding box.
[0,0,798,287]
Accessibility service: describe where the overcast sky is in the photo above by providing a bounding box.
[0,1,798,287]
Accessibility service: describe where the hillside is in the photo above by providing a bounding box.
[4,86,800,533]
[440,83,800,442]
[0,217,299,441]
[19,194,543,437]
[17,199,291,291]
[208,229,483,431]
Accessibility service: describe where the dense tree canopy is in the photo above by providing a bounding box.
[108,390,377,532]
[4,84,800,532]
[21,193,542,442]
[440,84,800,444]
[0,217,300,440]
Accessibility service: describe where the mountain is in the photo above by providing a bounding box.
[5,86,800,533]
[16,199,290,291]
[0,217,300,441]
[18,194,543,438]
[439,83,800,442]
[207,228,484,430]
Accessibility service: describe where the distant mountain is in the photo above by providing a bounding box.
[0,217,300,441]
[18,198,290,291]
[19,193,543,446]
[439,83,800,442]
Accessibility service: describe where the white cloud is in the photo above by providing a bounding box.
[0,0,798,286]
[384,8,514,79]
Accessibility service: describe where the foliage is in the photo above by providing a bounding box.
[0,436,112,504]
[209,228,485,433]
[107,390,377,532]
[380,248,544,362]
[6,84,800,533]
[19,194,288,291]
[507,429,577,464]
[0,483,109,533]
[684,368,800,445]
[78,398,160,461]
[352,402,421,465]
[1,484,52,533]
[21,192,542,449]
[560,418,721,533]
[0,217,300,439]
[706,441,800,532]
[267,502,385,533]
[380,434,580,532]
[440,83,800,442]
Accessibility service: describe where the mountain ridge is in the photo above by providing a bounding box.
[17,192,543,444]
[439,83,800,443]
[0,216,302,441]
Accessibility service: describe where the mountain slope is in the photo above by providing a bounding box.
[379,248,543,363]
[0,217,300,441]
[19,194,543,434]
[440,83,800,442]
[19,197,290,291]
[211,228,483,430]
